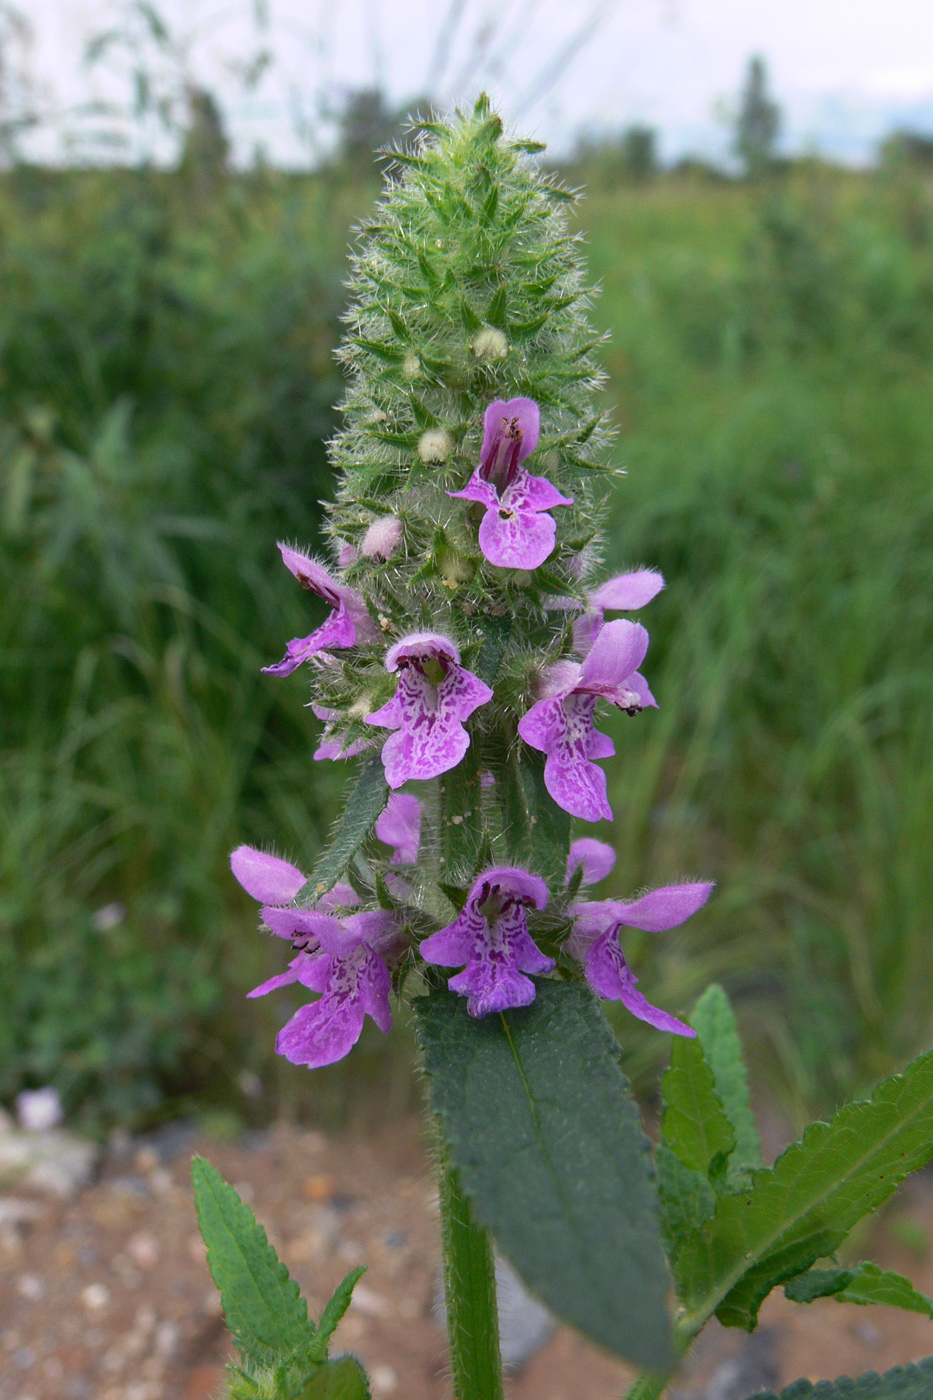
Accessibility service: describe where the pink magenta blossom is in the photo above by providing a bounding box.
[230,845,353,947]
[420,867,554,1016]
[573,570,665,655]
[248,909,400,1068]
[311,705,374,763]
[365,633,493,788]
[263,543,379,677]
[447,398,572,569]
[566,838,616,887]
[375,793,421,863]
[569,883,712,1035]
[517,620,657,822]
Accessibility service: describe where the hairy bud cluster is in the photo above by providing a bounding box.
[230,96,712,1069]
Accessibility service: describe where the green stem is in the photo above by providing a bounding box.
[621,1372,672,1400]
[438,1149,504,1400]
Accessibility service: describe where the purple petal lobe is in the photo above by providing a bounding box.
[231,846,306,904]
[579,620,650,696]
[481,398,540,478]
[367,634,492,788]
[590,570,665,612]
[275,993,367,1068]
[247,955,309,999]
[375,793,422,864]
[566,838,616,887]
[421,866,552,1017]
[584,934,695,1037]
[612,882,714,932]
[261,907,342,942]
[478,502,557,570]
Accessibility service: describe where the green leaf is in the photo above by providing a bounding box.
[656,1141,715,1259]
[676,1047,933,1332]
[691,985,761,1186]
[300,757,388,901]
[486,285,508,328]
[192,1157,315,1368]
[744,1355,933,1400]
[661,1036,735,1183]
[502,746,571,887]
[415,983,674,1370]
[304,1356,372,1399]
[786,1262,933,1317]
[314,1268,368,1356]
[438,742,484,883]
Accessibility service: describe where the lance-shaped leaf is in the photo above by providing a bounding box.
[676,1048,933,1332]
[501,746,571,888]
[192,1156,315,1367]
[415,983,674,1370]
[691,984,761,1186]
[656,1142,715,1262]
[745,1355,933,1400]
[785,1262,933,1317]
[661,1036,736,1188]
[305,1355,372,1398]
[299,757,388,902]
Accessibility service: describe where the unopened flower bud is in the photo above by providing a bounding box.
[471,325,508,360]
[402,351,421,379]
[362,516,404,561]
[418,429,453,464]
[348,697,373,721]
[337,541,359,568]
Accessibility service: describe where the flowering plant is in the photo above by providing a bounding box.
[192,99,933,1400]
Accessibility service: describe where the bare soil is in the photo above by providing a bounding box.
[2,1116,933,1400]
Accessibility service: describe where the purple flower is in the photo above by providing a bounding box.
[311,705,374,763]
[420,867,554,1016]
[517,620,657,822]
[566,838,616,887]
[365,633,493,788]
[263,544,379,677]
[230,844,348,948]
[248,909,400,1068]
[568,883,713,1036]
[573,570,665,655]
[447,398,572,570]
[375,793,421,863]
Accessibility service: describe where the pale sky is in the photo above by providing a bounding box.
[14,0,933,165]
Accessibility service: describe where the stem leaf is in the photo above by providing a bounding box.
[690,985,761,1186]
[785,1262,933,1317]
[415,982,674,1370]
[191,1156,315,1367]
[677,1047,933,1331]
[299,757,388,902]
[746,1355,933,1400]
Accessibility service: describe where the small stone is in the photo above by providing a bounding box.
[303,1174,335,1203]
[349,1282,390,1317]
[370,1364,398,1394]
[17,1274,44,1301]
[81,1282,110,1311]
[16,1087,63,1132]
[127,1231,159,1269]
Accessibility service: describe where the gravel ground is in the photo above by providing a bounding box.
[2,1116,933,1400]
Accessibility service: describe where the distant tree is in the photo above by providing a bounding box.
[568,123,660,189]
[735,55,780,178]
[178,87,229,193]
[879,129,933,171]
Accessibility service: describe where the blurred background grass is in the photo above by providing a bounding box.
[2,98,932,1130]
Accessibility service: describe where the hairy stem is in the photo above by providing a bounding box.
[622,1372,672,1400]
[438,1148,504,1400]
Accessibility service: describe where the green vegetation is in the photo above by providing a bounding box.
[2,155,932,1124]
